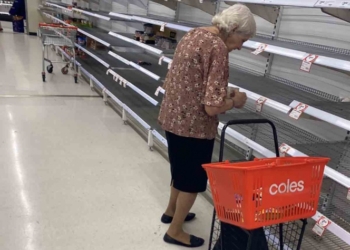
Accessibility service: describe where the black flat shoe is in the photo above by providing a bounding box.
[163,233,204,248]
[161,213,196,224]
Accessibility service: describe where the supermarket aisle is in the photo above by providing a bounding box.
[0,33,213,249]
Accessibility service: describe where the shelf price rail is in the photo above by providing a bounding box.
[289,100,350,132]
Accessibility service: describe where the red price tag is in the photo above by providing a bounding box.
[279,143,291,157]
[300,54,318,72]
[312,216,331,237]
[252,44,267,55]
[256,97,267,112]
[289,103,308,120]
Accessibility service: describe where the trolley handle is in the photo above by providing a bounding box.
[219,119,279,162]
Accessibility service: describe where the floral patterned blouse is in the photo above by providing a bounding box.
[158,28,229,140]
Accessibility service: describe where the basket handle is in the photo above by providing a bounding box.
[219,119,279,162]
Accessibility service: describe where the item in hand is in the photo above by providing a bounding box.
[137,61,152,66]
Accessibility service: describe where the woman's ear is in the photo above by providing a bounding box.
[231,25,239,33]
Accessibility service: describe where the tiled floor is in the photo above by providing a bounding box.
[0,29,213,250]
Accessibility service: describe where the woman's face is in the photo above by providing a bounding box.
[225,33,250,52]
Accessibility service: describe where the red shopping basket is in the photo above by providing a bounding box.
[203,157,329,230]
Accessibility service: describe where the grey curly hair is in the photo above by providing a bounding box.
[212,4,256,37]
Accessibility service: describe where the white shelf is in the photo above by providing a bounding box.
[244,41,350,72]
[46,2,72,11]
[229,83,292,114]
[106,69,159,106]
[108,51,130,65]
[77,28,111,47]
[222,0,350,8]
[127,14,350,72]
[108,31,164,55]
[45,6,350,73]
[129,62,161,81]
[43,12,74,26]
[157,81,291,114]
[282,143,350,189]
[72,8,111,21]
[290,100,350,131]
[313,211,350,246]
[108,51,161,81]
[125,14,192,32]
[74,43,110,68]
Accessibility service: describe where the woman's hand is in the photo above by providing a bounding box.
[205,98,234,116]
[232,91,247,109]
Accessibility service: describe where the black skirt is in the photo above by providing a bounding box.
[165,131,215,193]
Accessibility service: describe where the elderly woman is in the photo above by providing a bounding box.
[158,4,256,248]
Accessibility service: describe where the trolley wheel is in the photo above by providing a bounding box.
[74,75,78,84]
[61,66,69,75]
[47,64,53,74]
[149,147,154,151]
[42,74,46,82]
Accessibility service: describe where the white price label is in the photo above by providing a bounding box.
[256,97,267,112]
[312,223,326,236]
[289,103,308,120]
[252,44,267,55]
[313,216,331,236]
[122,79,127,88]
[159,56,165,65]
[315,0,335,7]
[114,75,120,82]
[155,87,162,96]
[168,61,173,70]
[160,23,166,32]
[300,54,318,73]
[341,1,350,7]
[289,109,303,120]
[279,143,291,157]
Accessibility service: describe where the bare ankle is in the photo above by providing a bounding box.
[167,228,184,237]
[164,208,175,217]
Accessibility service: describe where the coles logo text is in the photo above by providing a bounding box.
[269,179,304,195]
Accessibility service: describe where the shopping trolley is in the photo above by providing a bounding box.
[203,119,330,250]
[38,23,78,83]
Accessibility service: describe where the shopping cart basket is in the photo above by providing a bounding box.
[38,23,78,83]
[203,119,330,250]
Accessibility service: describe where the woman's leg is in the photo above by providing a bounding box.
[164,185,180,216]
[167,191,198,243]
